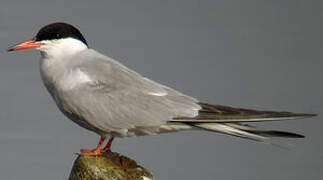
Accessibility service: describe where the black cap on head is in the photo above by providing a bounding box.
[35,22,88,46]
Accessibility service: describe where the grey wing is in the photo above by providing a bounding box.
[58,50,201,133]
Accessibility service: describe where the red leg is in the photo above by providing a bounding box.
[81,136,105,155]
[102,137,114,152]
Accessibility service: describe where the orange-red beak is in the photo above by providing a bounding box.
[8,40,43,52]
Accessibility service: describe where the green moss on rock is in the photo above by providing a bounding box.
[69,151,154,180]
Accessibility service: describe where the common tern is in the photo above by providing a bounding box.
[8,22,316,155]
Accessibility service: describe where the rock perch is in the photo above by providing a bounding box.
[69,151,154,180]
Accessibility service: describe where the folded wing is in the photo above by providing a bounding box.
[58,49,200,134]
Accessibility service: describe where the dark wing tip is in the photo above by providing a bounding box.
[257,131,305,138]
[197,102,318,120]
[284,112,317,119]
[172,103,317,123]
[300,113,318,117]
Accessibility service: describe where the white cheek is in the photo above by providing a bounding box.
[38,38,87,58]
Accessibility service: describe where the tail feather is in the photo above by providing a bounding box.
[192,123,304,142]
[192,123,267,141]
[227,123,304,138]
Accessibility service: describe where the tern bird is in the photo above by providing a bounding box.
[8,22,316,155]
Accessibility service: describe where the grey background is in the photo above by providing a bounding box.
[0,0,322,179]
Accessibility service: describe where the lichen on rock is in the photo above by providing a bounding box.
[69,151,154,180]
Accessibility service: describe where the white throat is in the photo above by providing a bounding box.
[38,38,88,59]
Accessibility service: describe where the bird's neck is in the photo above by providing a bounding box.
[39,38,88,88]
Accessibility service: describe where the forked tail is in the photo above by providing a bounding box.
[171,103,317,141]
